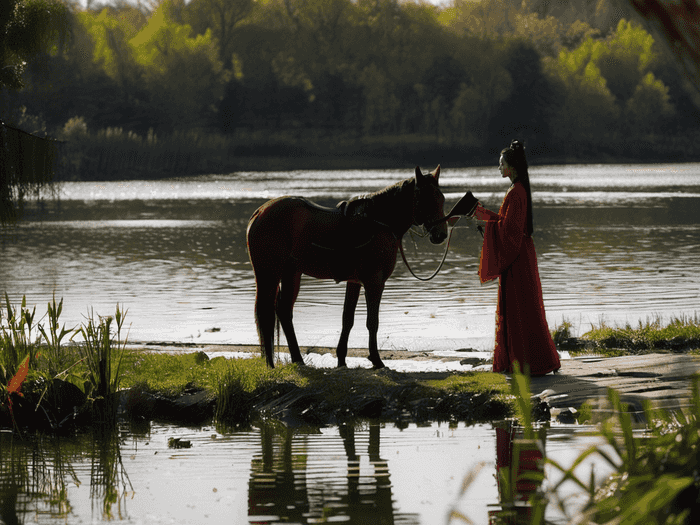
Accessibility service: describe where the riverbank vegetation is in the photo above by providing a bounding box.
[553,313,700,356]
[1,294,513,431]
[4,0,700,181]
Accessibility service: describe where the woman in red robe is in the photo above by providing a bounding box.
[473,140,560,375]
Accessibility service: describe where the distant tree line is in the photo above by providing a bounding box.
[2,0,700,176]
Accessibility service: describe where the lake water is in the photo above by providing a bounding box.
[1,163,698,355]
[0,420,620,525]
[1,163,691,523]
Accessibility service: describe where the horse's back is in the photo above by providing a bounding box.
[247,196,342,259]
[248,196,341,235]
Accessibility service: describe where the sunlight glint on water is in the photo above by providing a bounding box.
[1,163,699,352]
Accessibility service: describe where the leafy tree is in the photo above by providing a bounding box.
[544,36,620,144]
[625,71,675,133]
[1,0,71,225]
[360,63,400,134]
[446,0,520,38]
[595,19,657,103]
[183,0,253,68]
[130,1,227,128]
[511,12,563,57]
[488,40,556,149]
[0,0,71,90]
[78,6,145,101]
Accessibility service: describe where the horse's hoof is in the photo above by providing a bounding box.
[370,361,385,370]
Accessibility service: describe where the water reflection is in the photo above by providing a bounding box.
[89,427,133,520]
[0,420,619,524]
[0,427,131,524]
[248,422,411,524]
[490,421,546,525]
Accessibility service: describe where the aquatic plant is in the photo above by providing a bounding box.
[37,295,77,378]
[77,305,129,422]
[0,293,38,379]
[551,317,574,346]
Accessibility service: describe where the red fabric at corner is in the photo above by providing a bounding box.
[478,183,560,375]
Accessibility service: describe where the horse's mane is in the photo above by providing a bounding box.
[351,177,414,206]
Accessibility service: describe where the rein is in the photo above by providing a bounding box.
[399,219,458,281]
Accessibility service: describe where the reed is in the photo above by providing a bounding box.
[37,295,76,378]
[56,121,479,180]
[0,293,38,380]
[77,305,129,409]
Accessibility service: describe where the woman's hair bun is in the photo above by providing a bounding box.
[510,139,524,152]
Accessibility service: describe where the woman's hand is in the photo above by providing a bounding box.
[472,203,490,221]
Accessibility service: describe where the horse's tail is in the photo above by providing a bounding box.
[275,313,281,366]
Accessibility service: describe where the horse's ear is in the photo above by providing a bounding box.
[415,166,425,186]
[431,165,441,182]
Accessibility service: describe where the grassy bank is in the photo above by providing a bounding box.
[1,295,512,431]
[119,350,512,428]
[552,314,700,357]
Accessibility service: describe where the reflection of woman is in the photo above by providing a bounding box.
[473,140,560,375]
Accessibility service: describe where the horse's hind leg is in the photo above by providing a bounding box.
[254,279,279,368]
[336,282,361,367]
[276,269,304,364]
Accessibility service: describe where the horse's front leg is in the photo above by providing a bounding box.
[336,281,361,367]
[364,280,386,369]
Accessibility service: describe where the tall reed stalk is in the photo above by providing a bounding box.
[77,305,128,403]
[0,293,38,380]
[37,295,76,378]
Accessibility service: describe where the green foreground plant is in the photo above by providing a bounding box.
[1,295,130,428]
[0,293,38,380]
[78,305,128,400]
[450,366,700,524]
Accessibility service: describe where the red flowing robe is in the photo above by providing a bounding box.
[478,182,560,375]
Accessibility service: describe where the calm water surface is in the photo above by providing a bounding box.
[0,421,619,524]
[1,164,688,523]
[1,163,698,352]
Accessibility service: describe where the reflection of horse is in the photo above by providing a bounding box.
[246,166,447,368]
[248,422,400,524]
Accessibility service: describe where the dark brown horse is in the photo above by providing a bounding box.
[246,166,448,368]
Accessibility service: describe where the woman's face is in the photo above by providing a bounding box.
[499,154,512,179]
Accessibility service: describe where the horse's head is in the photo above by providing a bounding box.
[413,166,447,244]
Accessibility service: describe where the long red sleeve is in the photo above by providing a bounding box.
[478,184,528,283]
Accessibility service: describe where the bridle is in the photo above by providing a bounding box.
[399,179,455,281]
[399,221,457,281]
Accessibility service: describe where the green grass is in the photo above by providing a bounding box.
[581,314,700,353]
[550,314,700,356]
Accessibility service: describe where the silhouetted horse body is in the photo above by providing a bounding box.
[247,166,447,368]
